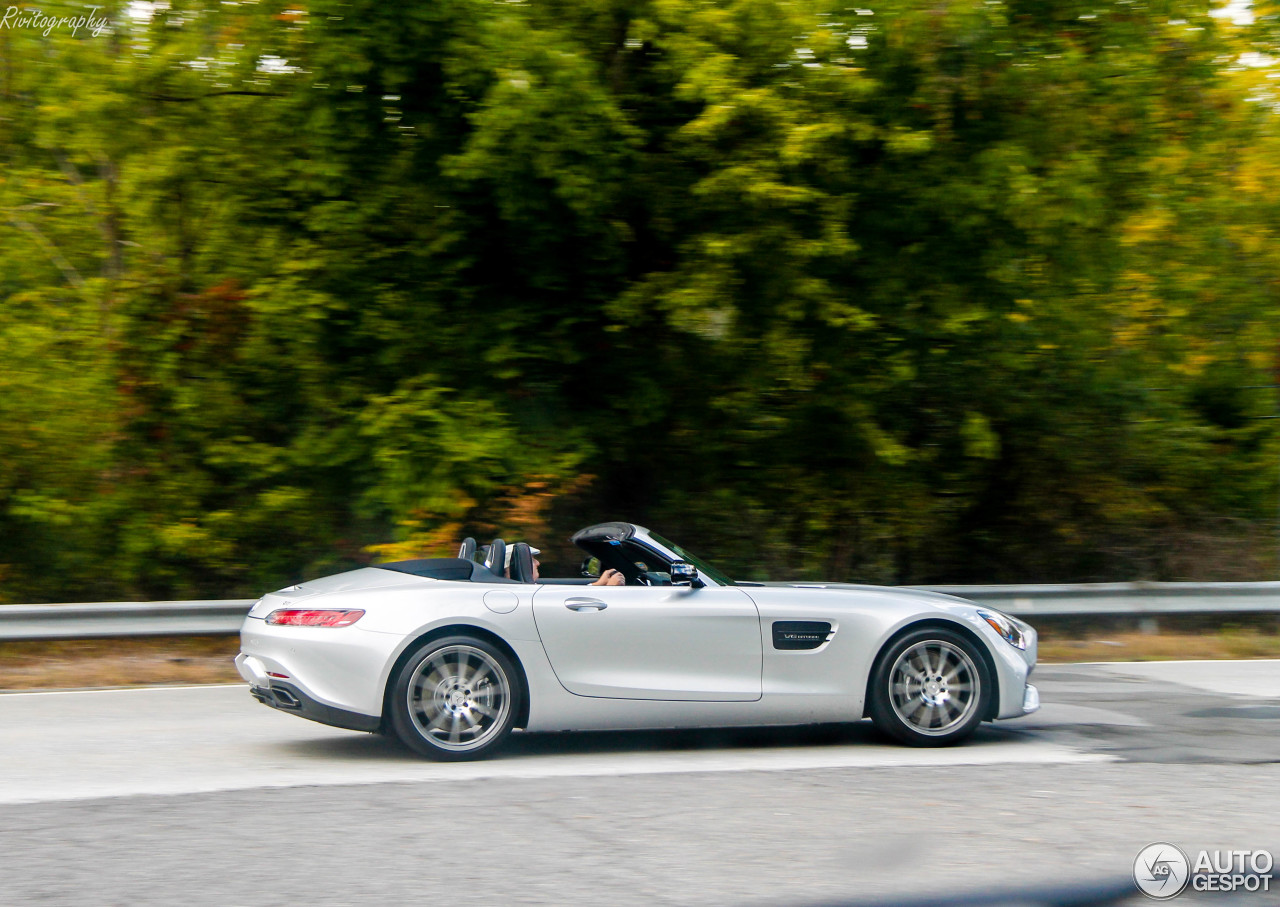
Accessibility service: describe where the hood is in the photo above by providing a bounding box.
[751,581,975,609]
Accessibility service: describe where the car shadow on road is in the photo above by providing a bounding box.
[278,718,1032,762]
[502,721,886,757]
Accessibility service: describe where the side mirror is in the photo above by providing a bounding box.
[580,556,602,579]
[669,561,702,587]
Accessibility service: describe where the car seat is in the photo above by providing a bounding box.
[508,542,537,583]
[482,539,506,577]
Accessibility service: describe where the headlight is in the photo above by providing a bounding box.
[978,609,1027,650]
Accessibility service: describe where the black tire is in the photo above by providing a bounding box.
[867,626,992,747]
[389,635,524,761]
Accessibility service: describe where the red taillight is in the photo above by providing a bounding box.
[266,609,365,628]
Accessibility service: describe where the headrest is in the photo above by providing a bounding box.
[508,542,537,583]
[482,538,506,577]
[504,544,541,569]
[458,537,476,561]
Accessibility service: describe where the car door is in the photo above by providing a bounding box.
[531,584,763,701]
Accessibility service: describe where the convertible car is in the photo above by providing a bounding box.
[236,522,1039,760]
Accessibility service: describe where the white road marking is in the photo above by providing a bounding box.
[1003,702,1150,728]
[0,684,1112,805]
[1086,659,1280,699]
[0,683,244,697]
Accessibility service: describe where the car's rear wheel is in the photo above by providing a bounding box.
[867,627,991,747]
[390,635,523,761]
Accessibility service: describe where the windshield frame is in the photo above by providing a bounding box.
[644,531,736,586]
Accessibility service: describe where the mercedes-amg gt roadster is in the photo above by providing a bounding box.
[237,522,1039,759]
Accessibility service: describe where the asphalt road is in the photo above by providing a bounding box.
[1,661,1278,906]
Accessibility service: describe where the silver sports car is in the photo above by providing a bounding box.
[236,522,1039,760]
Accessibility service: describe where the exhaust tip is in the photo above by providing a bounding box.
[271,687,301,709]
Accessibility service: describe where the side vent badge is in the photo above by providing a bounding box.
[772,621,833,651]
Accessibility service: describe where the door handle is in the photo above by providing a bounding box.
[565,597,607,612]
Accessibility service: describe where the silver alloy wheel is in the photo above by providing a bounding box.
[887,640,980,736]
[406,644,512,752]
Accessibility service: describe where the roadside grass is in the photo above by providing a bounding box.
[2,628,1280,691]
[1037,627,1280,663]
[0,636,242,690]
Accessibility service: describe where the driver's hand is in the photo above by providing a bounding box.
[591,569,624,586]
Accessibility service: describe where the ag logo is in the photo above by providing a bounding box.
[1134,843,1191,899]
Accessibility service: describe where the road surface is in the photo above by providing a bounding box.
[1,660,1277,905]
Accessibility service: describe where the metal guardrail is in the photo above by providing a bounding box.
[0,600,256,641]
[916,581,1280,617]
[2,582,1279,641]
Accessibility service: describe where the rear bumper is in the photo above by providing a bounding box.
[237,653,381,733]
[237,615,394,716]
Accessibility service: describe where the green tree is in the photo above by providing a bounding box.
[1,0,1277,601]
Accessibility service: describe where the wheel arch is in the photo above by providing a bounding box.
[863,618,1001,721]
[381,623,531,732]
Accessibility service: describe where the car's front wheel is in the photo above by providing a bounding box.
[390,635,523,761]
[867,627,991,747]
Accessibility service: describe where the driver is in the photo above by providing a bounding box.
[593,568,625,586]
[504,545,624,586]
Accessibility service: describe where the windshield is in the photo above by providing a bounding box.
[647,532,735,586]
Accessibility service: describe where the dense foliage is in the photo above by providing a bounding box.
[1,0,1278,601]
